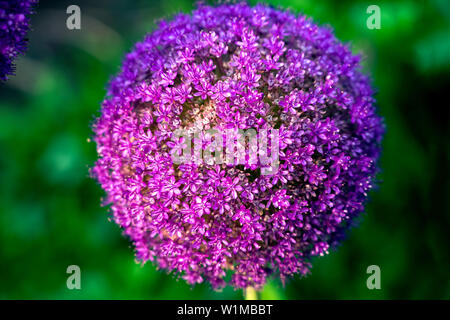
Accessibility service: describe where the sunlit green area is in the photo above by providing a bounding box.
[0,0,449,299]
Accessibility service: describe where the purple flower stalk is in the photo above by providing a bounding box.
[92,2,384,290]
[0,0,37,81]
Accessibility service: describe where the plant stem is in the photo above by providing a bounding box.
[244,287,258,300]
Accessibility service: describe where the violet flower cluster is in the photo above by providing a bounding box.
[92,3,384,290]
[0,0,37,81]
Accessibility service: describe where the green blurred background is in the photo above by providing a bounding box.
[0,0,449,299]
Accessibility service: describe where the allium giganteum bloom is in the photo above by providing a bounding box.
[0,0,37,81]
[92,2,384,290]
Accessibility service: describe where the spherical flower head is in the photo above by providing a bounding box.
[0,0,37,81]
[92,2,384,290]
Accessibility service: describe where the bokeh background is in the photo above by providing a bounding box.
[0,0,449,299]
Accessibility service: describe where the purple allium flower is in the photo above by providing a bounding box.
[0,0,37,81]
[92,2,384,290]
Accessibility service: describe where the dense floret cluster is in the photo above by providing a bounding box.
[92,3,384,289]
[0,0,37,81]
